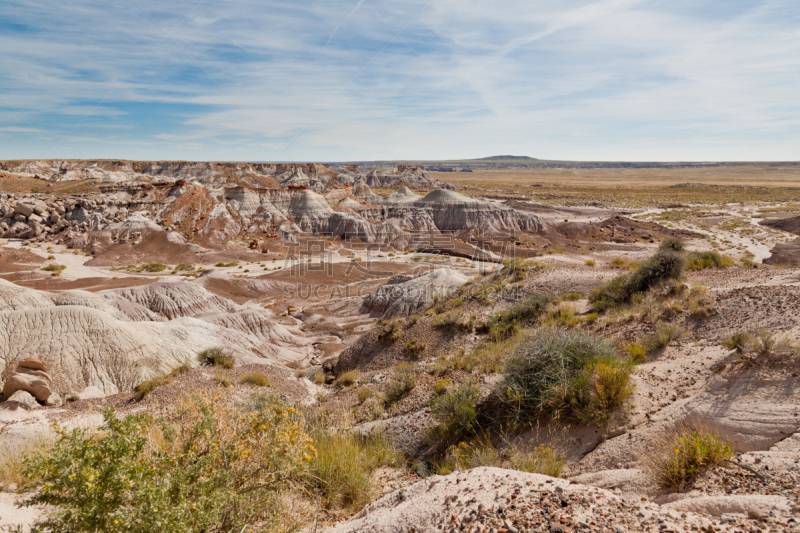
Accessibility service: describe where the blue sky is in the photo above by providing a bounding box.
[0,0,798,161]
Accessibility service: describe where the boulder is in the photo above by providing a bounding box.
[6,390,38,409]
[13,202,33,217]
[2,358,54,403]
[77,386,105,400]
[32,201,47,216]
[46,393,63,407]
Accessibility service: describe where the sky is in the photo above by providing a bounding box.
[0,0,798,162]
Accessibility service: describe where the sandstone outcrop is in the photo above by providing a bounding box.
[2,358,55,404]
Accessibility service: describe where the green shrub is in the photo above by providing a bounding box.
[403,338,427,359]
[433,379,451,396]
[433,311,474,331]
[622,249,685,297]
[434,439,502,475]
[384,370,416,404]
[686,251,734,270]
[406,313,421,325]
[138,262,167,272]
[482,293,550,340]
[625,342,648,363]
[239,372,270,387]
[428,381,482,440]
[591,248,685,311]
[313,372,327,385]
[377,317,402,342]
[721,331,753,353]
[22,394,313,532]
[498,329,633,426]
[214,371,234,387]
[751,329,776,356]
[659,237,684,252]
[134,374,172,401]
[175,263,195,271]
[42,264,66,275]
[585,259,596,267]
[356,389,374,404]
[642,321,686,352]
[642,427,734,488]
[561,292,582,301]
[214,262,238,268]
[335,370,361,388]
[197,347,235,369]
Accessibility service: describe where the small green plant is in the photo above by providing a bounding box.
[561,292,582,301]
[642,427,734,488]
[625,342,648,363]
[585,259,596,267]
[433,311,474,331]
[433,438,505,475]
[313,372,326,385]
[138,262,167,272]
[404,338,427,359]
[377,317,402,342]
[42,264,66,274]
[751,329,776,356]
[239,372,270,387]
[428,381,482,440]
[384,369,416,404]
[433,378,451,395]
[134,374,172,401]
[357,389,374,404]
[740,257,758,268]
[214,371,234,387]
[406,313,421,325]
[47,255,55,260]
[660,237,684,252]
[175,263,195,271]
[215,261,239,267]
[481,293,550,340]
[510,443,564,478]
[721,331,752,354]
[642,321,686,352]
[591,247,686,311]
[335,370,361,388]
[197,347,235,369]
[686,251,734,270]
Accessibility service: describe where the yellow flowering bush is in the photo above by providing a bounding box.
[22,393,314,533]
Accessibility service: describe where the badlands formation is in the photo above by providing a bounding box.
[0,160,798,532]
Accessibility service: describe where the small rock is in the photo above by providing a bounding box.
[6,390,38,409]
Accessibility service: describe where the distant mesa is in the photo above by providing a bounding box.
[478,155,539,161]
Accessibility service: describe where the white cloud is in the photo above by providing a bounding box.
[0,0,798,160]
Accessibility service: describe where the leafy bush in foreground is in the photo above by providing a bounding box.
[22,393,314,533]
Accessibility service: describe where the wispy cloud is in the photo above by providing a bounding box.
[0,0,798,161]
